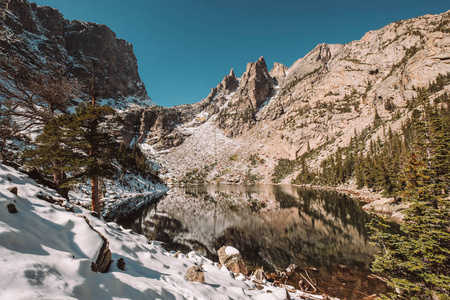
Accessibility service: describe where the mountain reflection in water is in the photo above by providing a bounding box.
[121,185,378,274]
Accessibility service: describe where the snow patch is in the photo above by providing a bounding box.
[225,246,240,256]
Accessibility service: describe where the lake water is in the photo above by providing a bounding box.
[119,184,388,298]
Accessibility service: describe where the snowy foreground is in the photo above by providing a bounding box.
[0,162,328,300]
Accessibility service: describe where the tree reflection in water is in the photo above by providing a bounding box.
[119,185,389,298]
[121,185,376,269]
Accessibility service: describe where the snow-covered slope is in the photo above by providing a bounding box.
[0,162,320,300]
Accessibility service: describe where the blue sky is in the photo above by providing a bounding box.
[33,0,449,107]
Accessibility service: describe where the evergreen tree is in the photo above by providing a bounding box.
[23,115,77,184]
[369,153,450,299]
[369,94,450,300]
[0,115,15,159]
[25,100,118,214]
[67,100,117,213]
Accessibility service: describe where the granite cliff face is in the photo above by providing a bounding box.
[128,10,450,184]
[215,57,273,137]
[0,0,150,105]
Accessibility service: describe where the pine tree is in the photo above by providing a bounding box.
[67,101,117,213]
[25,100,118,213]
[23,115,78,184]
[0,115,15,159]
[368,93,450,300]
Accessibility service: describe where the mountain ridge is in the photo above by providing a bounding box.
[127,9,450,185]
[0,0,152,107]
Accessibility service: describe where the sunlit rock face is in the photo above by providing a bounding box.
[0,0,150,105]
[127,11,450,185]
[215,56,274,137]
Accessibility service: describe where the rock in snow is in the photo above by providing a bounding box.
[6,203,17,213]
[117,258,126,271]
[185,266,205,283]
[7,186,18,196]
[218,245,249,276]
[0,162,311,299]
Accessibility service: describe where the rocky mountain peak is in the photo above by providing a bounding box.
[129,10,450,186]
[233,56,272,108]
[0,0,151,107]
[316,43,332,62]
[214,56,273,137]
[217,68,239,94]
[270,62,288,85]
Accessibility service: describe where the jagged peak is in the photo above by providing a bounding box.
[270,62,287,74]
[243,56,269,78]
[270,62,287,84]
[255,56,267,68]
[217,68,238,94]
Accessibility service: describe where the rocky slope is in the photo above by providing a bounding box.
[0,0,164,216]
[125,10,450,185]
[0,0,152,106]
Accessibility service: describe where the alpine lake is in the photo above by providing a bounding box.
[118,184,391,299]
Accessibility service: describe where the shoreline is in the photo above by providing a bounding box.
[169,180,407,223]
[290,183,407,223]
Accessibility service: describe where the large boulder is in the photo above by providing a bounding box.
[217,246,248,275]
[78,215,112,273]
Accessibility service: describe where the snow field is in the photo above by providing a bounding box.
[0,162,308,299]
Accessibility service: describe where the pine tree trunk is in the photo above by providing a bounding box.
[53,168,62,184]
[91,175,100,214]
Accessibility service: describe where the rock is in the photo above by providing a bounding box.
[217,68,239,94]
[270,62,288,85]
[78,215,112,273]
[117,258,126,270]
[65,20,149,102]
[254,268,266,282]
[391,211,405,223]
[316,43,332,63]
[285,264,297,277]
[1,0,149,106]
[215,56,273,137]
[36,192,55,203]
[91,238,112,273]
[7,203,17,213]
[185,266,205,283]
[217,246,248,275]
[7,187,17,195]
